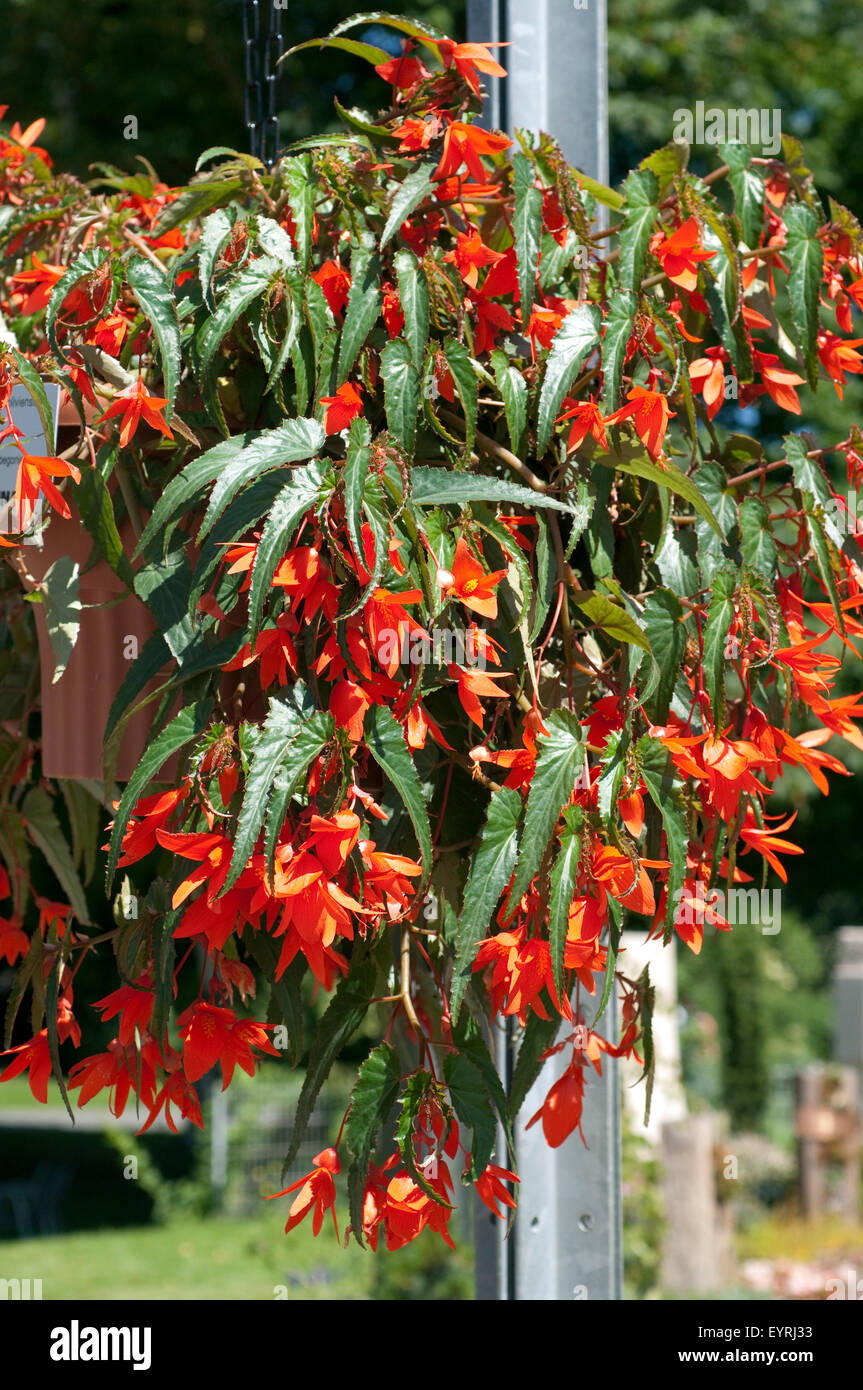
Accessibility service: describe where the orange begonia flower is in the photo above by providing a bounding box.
[605,385,676,461]
[592,844,664,917]
[330,676,373,743]
[688,352,727,420]
[443,228,503,289]
[320,381,363,434]
[738,808,803,883]
[392,116,440,152]
[311,258,351,317]
[557,397,609,452]
[269,1147,341,1238]
[383,1167,456,1250]
[526,1060,586,1148]
[154,829,235,908]
[107,786,189,867]
[177,1001,280,1087]
[365,586,427,676]
[14,450,81,524]
[374,49,431,91]
[0,1030,52,1103]
[429,39,509,95]
[441,536,507,619]
[752,350,806,414]
[475,1163,519,1218]
[96,378,173,448]
[223,615,299,689]
[817,331,863,400]
[359,839,422,920]
[432,121,512,184]
[93,979,155,1047]
[137,1069,203,1135]
[9,253,65,314]
[303,811,361,877]
[650,217,716,292]
[0,917,28,965]
[68,1038,158,1116]
[526,304,565,358]
[449,664,511,727]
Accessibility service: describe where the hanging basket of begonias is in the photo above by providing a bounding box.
[2,13,863,1252]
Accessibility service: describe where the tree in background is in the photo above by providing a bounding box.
[0,0,456,184]
[716,927,769,1132]
[608,0,863,214]
[605,0,863,1126]
[4,0,862,215]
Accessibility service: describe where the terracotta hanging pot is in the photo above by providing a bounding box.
[21,397,258,780]
[57,394,99,430]
[21,502,163,781]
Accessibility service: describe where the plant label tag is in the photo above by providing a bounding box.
[0,379,62,544]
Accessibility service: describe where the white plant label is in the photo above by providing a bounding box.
[0,380,62,544]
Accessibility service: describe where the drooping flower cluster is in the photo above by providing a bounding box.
[2,12,863,1252]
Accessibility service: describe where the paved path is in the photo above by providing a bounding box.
[0,1108,185,1133]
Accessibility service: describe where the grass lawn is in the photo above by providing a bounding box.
[0,1069,476,1299]
[0,1076,78,1112]
[0,1211,380,1300]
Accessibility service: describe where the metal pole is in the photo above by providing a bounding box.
[473,1016,512,1299]
[834,927,863,1085]
[473,1000,622,1301]
[210,1083,229,1208]
[467,0,609,183]
[514,991,622,1300]
[468,0,621,1302]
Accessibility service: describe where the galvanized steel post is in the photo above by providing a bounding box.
[467,0,621,1302]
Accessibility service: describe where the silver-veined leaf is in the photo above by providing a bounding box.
[537,303,601,456]
[106,699,213,888]
[127,256,181,418]
[508,710,584,906]
[452,787,522,1021]
[381,163,435,250]
[365,705,432,875]
[618,168,659,291]
[548,810,582,1001]
[246,460,332,642]
[223,683,334,893]
[512,152,543,321]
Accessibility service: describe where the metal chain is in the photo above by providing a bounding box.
[263,2,284,170]
[242,0,283,168]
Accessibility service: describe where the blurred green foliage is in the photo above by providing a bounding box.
[0,0,457,185]
[678,910,833,1133]
[622,1116,664,1297]
[608,0,863,214]
[0,1118,196,1231]
[104,1126,214,1224]
[371,1224,475,1298]
[715,927,769,1132]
